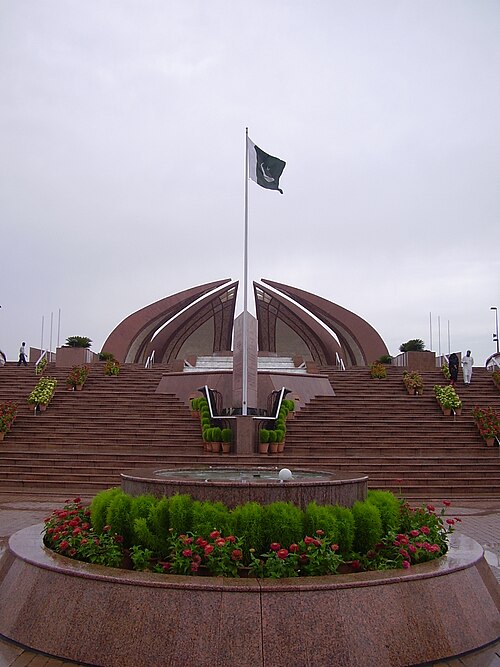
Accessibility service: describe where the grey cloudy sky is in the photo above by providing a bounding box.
[1,1,499,365]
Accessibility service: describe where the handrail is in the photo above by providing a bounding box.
[145,350,155,369]
[258,387,290,425]
[335,352,346,371]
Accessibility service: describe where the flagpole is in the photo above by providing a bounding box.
[242,127,249,416]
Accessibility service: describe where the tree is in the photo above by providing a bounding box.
[399,339,425,352]
[65,336,92,349]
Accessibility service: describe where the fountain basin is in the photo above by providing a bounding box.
[120,466,368,508]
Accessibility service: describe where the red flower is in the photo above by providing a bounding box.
[191,562,199,572]
[303,536,315,545]
[226,536,236,543]
[410,529,420,537]
[442,500,451,507]
[72,527,82,536]
[426,505,435,512]
[277,549,289,560]
[420,526,430,535]
[204,545,214,556]
[59,540,69,550]
[289,543,300,553]
[402,561,411,569]
[210,530,220,539]
[73,497,81,503]
[231,549,243,561]
[114,535,124,543]
[68,548,77,557]
[408,545,417,554]
[315,529,324,536]
[182,549,193,557]
[103,525,111,532]
[446,519,455,525]
[350,560,361,570]
[195,538,208,547]
[162,562,172,571]
[399,549,409,558]
[215,538,226,548]
[331,544,339,552]
[270,543,281,551]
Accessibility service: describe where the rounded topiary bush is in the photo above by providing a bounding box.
[230,501,265,559]
[366,490,401,534]
[331,505,356,556]
[168,494,193,535]
[304,502,338,539]
[191,500,232,536]
[90,487,123,534]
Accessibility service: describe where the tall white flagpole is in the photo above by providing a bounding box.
[242,127,249,416]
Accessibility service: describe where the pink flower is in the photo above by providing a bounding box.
[399,549,409,558]
[277,549,289,560]
[289,543,299,553]
[191,562,199,572]
[182,549,193,558]
[270,543,281,551]
[420,526,430,535]
[210,530,220,539]
[316,530,325,536]
[195,538,207,547]
[303,536,315,545]
[226,536,236,543]
[410,529,420,537]
[204,545,214,555]
[408,545,417,554]
[331,544,339,552]
[402,561,411,569]
[215,538,226,548]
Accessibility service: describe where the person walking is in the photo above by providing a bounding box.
[448,352,459,387]
[17,342,27,367]
[461,350,474,385]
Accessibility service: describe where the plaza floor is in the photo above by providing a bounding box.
[0,492,499,667]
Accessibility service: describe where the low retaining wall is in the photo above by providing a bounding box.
[0,527,499,667]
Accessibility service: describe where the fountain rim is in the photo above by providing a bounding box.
[120,466,369,488]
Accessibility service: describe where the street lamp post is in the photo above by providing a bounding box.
[492,307,499,354]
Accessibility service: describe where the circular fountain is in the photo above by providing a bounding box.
[120,466,368,508]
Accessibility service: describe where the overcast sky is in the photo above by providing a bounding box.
[1,1,499,366]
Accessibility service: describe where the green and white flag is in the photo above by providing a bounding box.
[247,137,286,194]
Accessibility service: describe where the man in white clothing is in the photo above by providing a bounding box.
[461,350,474,385]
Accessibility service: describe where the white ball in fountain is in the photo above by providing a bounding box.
[278,468,293,481]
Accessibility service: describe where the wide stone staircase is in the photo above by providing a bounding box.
[0,361,499,500]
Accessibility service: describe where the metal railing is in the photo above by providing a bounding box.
[335,352,346,371]
[145,350,155,369]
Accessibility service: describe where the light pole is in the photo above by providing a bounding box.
[492,306,499,354]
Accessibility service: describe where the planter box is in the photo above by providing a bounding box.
[56,346,98,368]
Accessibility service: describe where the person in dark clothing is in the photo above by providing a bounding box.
[448,352,459,386]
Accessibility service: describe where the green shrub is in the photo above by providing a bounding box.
[168,494,193,534]
[378,354,392,364]
[221,428,232,443]
[366,491,401,534]
[133,517,162,553]
[90,487,123,534]
[352,501,383,554]
[262,502,303,548]
[283,399,295,411]
[106,493,133,547]
[191,501,232,536]
[304,502,338,539]
[275,429,285,443]
[259,429,270,443]
[331,505,355,556]
[212,427,222,442]
[268,430,277,443]
[99,351,115,362]
[399,339,425,352]
[66,336,92,348]
[230,502,265,561]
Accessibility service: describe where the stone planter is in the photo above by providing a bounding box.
[1,527,499,667]
[258,442,269,454]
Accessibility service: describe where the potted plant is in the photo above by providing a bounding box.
[268,430,279,454]
[0,401,18,440]
[441,363,451,381]
[472,406,500,446]
[27,377,58,411]
[104,360,120,376]
[66,365,89,391]
[212,427,222,453]
[433,385,461,416]
[492,370,500,391]
[370,362,387,379]
[258,428,270,454]
[35,357,48,376]
[403,371,424,395]
[221,428,232,453]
